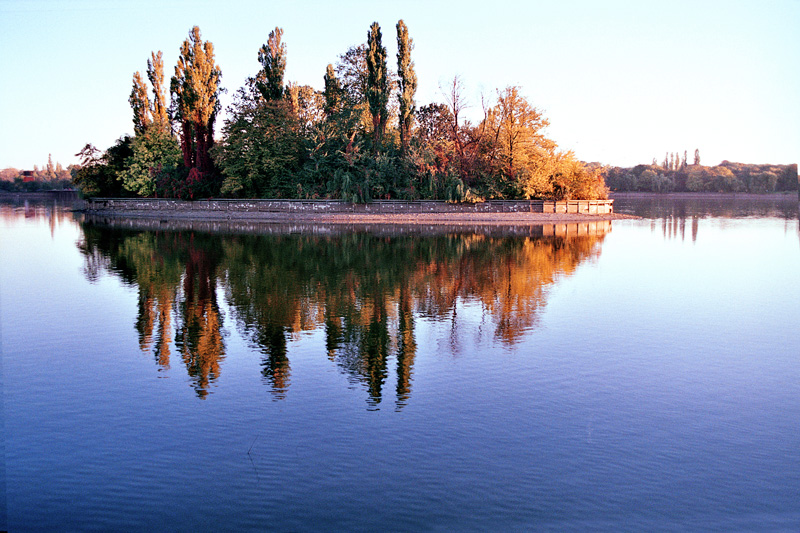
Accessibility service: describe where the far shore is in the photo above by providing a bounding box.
[610,191,799,200]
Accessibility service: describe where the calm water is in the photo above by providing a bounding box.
[2,195,799,531]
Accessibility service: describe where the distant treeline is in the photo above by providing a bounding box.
[0,155,75,192]
[605,159,798,194]
[72,23,607,202]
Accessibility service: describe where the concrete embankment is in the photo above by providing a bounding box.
[84,198,619,224]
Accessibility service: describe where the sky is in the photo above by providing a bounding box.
[1,0,798,170]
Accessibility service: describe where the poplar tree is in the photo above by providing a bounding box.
[129,71,151,135]
[694,148,701,165]
[366,22,388,148]
[396,19,417,156]
[171,26,222,175]
[46,154,56,180]
[256,27,286,102]
[147,51,169,131]
[323,63,342,115]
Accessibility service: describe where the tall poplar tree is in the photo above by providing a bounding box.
[129,71,151,135]
[256,27,286,102]
[323,63,342,115]
[171,26,222,176]
[366,22,388,148]
[396,19,417,156]
[147,51,169,131]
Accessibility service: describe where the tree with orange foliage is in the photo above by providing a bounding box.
[170,26,222,192]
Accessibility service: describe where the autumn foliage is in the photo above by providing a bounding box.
[74,22,608,201]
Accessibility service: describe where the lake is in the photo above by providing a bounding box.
[2,194,799,531]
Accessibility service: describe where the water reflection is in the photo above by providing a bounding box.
[79,227,226,398]
[613,194,800,242]
[78,218,610,405]
[0,192,80,238]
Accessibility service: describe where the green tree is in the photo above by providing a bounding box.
[366,22,389,149]
[323,63,342,115]
[72,137,134,197]
[120,127,182,196]
[336,44,369,105]
[213,88,303,198]
[256,27,286,102]
[396,20,416,156]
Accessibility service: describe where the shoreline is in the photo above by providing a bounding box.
[80,197,625,224]
[82,214,617,238]
[80,209,632,224]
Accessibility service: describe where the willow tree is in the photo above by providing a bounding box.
[366,22,388,148]
[171,26,222,177]
[256,27,286,102]
[129,72,151,135]
[147,51,169,131]
[396,20,416,156]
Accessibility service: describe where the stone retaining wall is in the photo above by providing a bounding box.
[85,198,614,217]
[83,213,612,238]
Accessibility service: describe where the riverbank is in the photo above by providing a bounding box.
[82,198,625,224]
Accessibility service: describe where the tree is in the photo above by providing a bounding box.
[256,27,286,102]
[213,87,303,198]
[171,26,222,182]
[120,127,182,196]
[487,86,551,182]
[147,51,170,131]
[129,71,151,135]
[442,75,473,180]
[694,148,700,165]
[416,103,455,177]
[286,83,324,134]
[366,22,389,149]
[323,63,342,115]
[336,44,368,105]
[45,153,56,180]
[396,20,416,156]
[72,137,134,197]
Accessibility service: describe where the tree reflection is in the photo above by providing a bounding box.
[175,236,225,398]
[614,195,800,243]
[79,226,225,398]
[80,220,609,406]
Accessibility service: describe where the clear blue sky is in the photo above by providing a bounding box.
[1,0,798,170]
